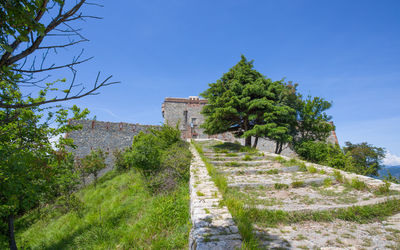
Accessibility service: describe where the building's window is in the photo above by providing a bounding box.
[191,117,197,127]
[183,110,188,125]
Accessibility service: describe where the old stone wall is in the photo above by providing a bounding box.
[67,120,158,167]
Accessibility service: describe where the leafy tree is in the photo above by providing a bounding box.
[343,142,386,176]
[201,55,264,146]
[295,96,334,144]
[0,2,118,248]
[0,104,88,250]
[80,149,107,187]
[244,81,299,153]
[201,55,301,153]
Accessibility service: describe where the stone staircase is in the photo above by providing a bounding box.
[190,139,400,249]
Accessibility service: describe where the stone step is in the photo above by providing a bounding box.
[204,152,259,157]
[207,155,265,161]
[210,160,273,166]
[228,176,333,188]
[218,166,301,175]
[250,195,400,213]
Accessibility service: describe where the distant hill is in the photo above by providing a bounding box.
[378,165,400,179]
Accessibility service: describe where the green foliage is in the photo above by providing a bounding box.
[213,142,241,152]
[349,178,368,191]
[0,100,89,247]
[224,197,259,249]
[295,96,333,144]
[323,178,333,187]
[242,155,253,161]
[384,173,400,184]
[227,161,240,167]
[125,131,161,174]
[0,170,190,249]
[274,183,289,190]
[376,181,391,195]
[239,146,259,154]
[296,140,385,177]
[332,170,344,183]
[298,163,308,172]
[155,123,182,150]
[113,148,129,172]
[247,199,400,227]
[292,181,305,188]
[295,141,331,163]
[265,169,279,174]
[201,55,299,149]
[344,142,386,176]
[148,142,192,193]
[124,124,192,194]
[307,166,318,173]
[80,149,107,187]
[274,156,286,163]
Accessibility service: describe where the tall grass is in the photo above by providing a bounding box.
[4,170,190,249]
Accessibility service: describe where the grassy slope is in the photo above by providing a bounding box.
[6,170,190,249]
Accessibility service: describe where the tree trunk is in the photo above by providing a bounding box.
[275,142,282,154]
[8,214,17,250]
[278,143,283,154]
[252,136,259,148]
[245,136,252,147]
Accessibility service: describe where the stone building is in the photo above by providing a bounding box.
[162,96,208,139]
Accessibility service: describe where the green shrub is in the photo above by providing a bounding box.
[376,180,391,195]
[295,141,362,175]
[298,163,307,172]
[350,178,368,190]
[227,161,240,167]
[266,169,279,175]
[239,146,258,154]
[161,142,192,181]
[292,181,305,188]
[154,123,182,150]
[274,183,289,190]
[113,148,129,172]
[147,142,192,193]
[242,155,252,161]
[332,170,344,183]
[274,156,286,163]
[295,141,330,163]
[323,178,332,187]
[307,166,318,173]
[81,149,107,187]
[125,132,161,174]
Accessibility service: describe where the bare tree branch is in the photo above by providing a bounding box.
[37,39,88,49]
[13,57,93,73]
[0,74,120,109]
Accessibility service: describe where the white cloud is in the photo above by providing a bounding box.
[383,152,400,166]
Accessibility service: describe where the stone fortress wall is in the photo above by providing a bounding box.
[66,120,159,168]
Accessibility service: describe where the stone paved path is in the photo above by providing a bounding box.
[189,143,242,250]
[193,139,400,249]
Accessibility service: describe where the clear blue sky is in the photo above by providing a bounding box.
[50,0,400,161]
